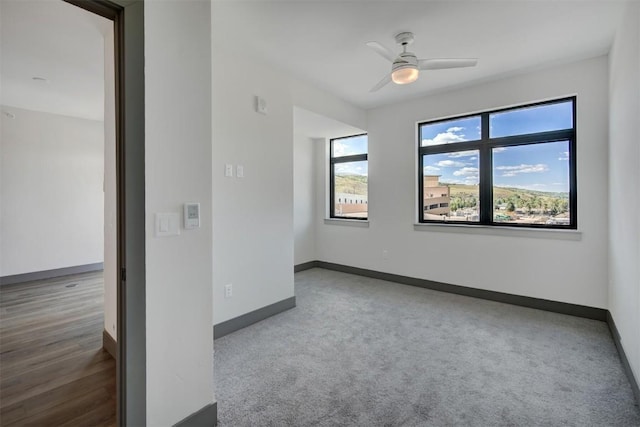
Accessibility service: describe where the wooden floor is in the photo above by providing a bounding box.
[0,271,116,426]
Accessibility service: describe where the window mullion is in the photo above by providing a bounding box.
[479,113,492,224]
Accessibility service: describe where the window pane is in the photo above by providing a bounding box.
[332,134,367,157]
[420,116,481,146]
[490,100,573,138]
[334,161,368,218]
[423,151,479,222]
[492,141,570,225]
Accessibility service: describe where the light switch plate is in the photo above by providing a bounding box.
[237,165,244,178]
[225,164,233,177]
[155,213,180,237]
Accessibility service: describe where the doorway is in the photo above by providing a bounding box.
[0,1,115,424]
[0,0,146,424]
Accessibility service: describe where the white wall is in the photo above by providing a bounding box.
[211,44,366,324]
[315,56,610,309]
[212,46,294,324]
[0,106,104,277]
[144,1,214,424]
[294,132,316,265]
[103,28,117,340]
[609,0,640,382]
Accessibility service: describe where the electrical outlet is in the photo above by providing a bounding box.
[224,284,233,298]
[382,249,389,260]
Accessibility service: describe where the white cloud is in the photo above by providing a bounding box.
[424,165,440,173]
[333,141,346,157]
[464,177,479,185]
[422,132,464,146]
[496,163,548,177]
[558,151,569,160]
[437,160,466,168]
[442,178,479,186]
[493,147,507,153]
[453,167,479,177]
[422,126,469,146]
[335,163,367,176]
[447,150,477,158]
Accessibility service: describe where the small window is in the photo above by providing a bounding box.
[418,97,576,229]
[331,134,368,220]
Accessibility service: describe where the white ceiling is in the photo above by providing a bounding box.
[0,1,625,122]
[213,0,626,110]
[0,0,111,121]
[294,106,364,140]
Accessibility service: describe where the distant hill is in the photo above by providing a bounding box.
[334,176,568,213]
[442,183,569,199]
[446,183,567,199]
[335,174,367,195]
[444,183,569,213]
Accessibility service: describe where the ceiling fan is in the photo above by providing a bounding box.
[366,32,478,92]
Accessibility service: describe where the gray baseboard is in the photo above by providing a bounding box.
[214,296,296,339]
[173,402,217,427]
[606,312,640,407]
[294,261,320,272]
[103,329,117,360]
[0,262,104,286]
[308,261,607,321]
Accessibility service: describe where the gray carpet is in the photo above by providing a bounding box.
[214,268,640,426]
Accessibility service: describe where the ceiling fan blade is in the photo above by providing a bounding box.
[418,58,478,70]
[370,74,391,92]
[366,41,396,62]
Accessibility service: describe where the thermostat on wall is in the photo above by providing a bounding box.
[184,203,200,229]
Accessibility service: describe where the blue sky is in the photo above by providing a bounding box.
[333,101,573,193]
[489,101,572,138]
[332,134,367,157]
[335,160,368,176]
[422,142,569,192]
[333,135,368,176]
[421,101,572,193]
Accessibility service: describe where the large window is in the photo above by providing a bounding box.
[330,134,368,220]
[418,97,576,229]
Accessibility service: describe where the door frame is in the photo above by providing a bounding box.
[63,1,146,425]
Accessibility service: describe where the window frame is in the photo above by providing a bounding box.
[418,97,577,229]
[330,133,369,220]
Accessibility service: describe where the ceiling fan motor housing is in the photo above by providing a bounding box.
[391,52,419,84]
[392,52,418,71]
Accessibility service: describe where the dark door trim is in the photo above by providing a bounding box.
[62,1,146,425]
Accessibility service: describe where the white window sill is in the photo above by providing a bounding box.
[324,218,370,228]
[413,222,582,240]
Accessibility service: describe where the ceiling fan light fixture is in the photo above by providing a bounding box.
[391,65,419,85]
